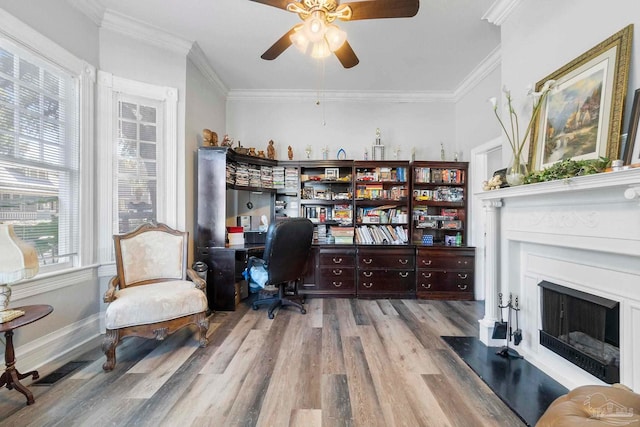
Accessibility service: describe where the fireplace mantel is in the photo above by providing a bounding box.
[475,168,640,391]
[477,167,640,202]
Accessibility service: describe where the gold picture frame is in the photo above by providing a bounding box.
[529,25,633,171]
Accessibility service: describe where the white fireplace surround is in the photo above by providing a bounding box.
[476,168,640,391]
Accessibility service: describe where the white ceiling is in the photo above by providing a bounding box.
[94,0,501,93]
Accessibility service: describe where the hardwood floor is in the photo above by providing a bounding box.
[0,299,526,426]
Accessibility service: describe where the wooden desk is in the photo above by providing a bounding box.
[197,245,264,311]
[0,305,53,405]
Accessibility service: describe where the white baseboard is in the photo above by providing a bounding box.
[15,313,102,380]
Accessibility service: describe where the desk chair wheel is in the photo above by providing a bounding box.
[300,308,306,314]
[268,312,275,319]
[252,304,259,310]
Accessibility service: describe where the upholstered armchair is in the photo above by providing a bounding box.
[102,222,209,371]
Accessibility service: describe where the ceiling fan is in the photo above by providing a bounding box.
[250,0,420,68]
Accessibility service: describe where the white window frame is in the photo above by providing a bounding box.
[0,9,95,274]
[96,71,178,265]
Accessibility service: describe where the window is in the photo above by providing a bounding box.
[115,96,161,233]
[0,37,79,269]
[97,71,179,264]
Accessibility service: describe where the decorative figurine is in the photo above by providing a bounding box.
[288,145,293,160]
[440,142,446,161]
[322,145,329,160]
[248,147,256,156]
[257,150,266,158]
[267,140,276,160]
[305,145,312,159]
[221,134,233,147]
[202,129,218,147]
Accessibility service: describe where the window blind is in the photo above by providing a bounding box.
[115,95,160,234]
[0,37,79,269]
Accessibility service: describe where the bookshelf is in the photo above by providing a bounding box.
[353,161,410,245]
[410,161,468,247]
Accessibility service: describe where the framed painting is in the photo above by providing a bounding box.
[624,88,640,165]
[529,25,633,171]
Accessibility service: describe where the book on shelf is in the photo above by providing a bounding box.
[355,225,408,245]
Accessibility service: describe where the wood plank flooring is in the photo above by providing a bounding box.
[0,299,526,427]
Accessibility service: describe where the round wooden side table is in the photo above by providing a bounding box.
[0,305,53,405]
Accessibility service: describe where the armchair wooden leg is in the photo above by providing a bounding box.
[197,315,209,347]
[102,329,119,372]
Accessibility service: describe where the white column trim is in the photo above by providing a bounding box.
[479,198,503,346]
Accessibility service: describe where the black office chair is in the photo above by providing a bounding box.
[249,218,314,319]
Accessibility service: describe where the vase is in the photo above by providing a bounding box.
[0,284,11,311]
[506,156,528,186]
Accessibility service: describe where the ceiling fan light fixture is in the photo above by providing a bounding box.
[303,11,327,43]
[290,26,310,53]
[325,24,346,51]
[311,40,331,59]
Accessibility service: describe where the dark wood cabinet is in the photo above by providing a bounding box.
[357,246,415,298]
[416,247,474,300]
[301,246,356,297]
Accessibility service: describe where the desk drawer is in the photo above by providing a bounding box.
[319,250,356,267]
[358,269,415,295]
[358,249,415,269]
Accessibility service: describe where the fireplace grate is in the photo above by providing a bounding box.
[540,331,619,383]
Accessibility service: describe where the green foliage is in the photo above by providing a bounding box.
[523,158,611,184]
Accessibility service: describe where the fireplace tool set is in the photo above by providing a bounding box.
[493,293,523,358]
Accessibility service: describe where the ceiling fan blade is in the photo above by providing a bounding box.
[247,0,291,11]
[334,41,359,68]
[341,0,419,20]
[261,27,297,60]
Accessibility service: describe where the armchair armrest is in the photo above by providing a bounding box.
[104,276,121,303]
[187,268,206,291]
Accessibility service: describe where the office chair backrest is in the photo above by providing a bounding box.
[263,218,314,286]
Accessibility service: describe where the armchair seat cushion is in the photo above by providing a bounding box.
[105,280,208,329]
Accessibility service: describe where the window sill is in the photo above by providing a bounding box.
[11,264,99,302]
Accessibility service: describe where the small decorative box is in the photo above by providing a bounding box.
[422,235,433,246]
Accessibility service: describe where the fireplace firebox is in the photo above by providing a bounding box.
[539,281,619,383]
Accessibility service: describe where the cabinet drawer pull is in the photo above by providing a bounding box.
[399,272,409,278]
[332,281,343,288]
[332,269,343,276]
[363,258,373,264]
[421,260,432,266]
[363,282,373,288]
[457,284,468,291]
[420,283,432,289]
[457,273,468,279]
[457,260,469,265]
[421,272,432,279]
[398,259,409,265]
[363,271,373,278]
[332,257,343,264]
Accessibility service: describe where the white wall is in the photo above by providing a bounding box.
[226,96,456,162]
[501,0,640,163]
[185,57,227,262]
[455,65,503,163]
[0,0,99,66]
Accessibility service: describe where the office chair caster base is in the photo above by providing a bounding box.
[300,308,306,314]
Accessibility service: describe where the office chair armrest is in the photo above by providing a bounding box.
[104,275,121,303]
[186,268,206,291]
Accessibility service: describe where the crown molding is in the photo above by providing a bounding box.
[453,45,501,102]
[188,42,229,96]
[482,0,523,25]
[65,0,105,26]
[227,89,454,103]
[101,9,193,56]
